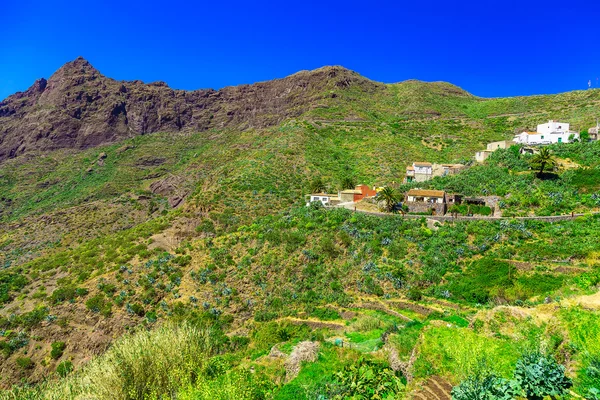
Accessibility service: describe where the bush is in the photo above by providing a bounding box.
[326,357,404,399]
[51,286,88,304]
[33,323,216,399]
[51,341,66,359]
[50,287,77,304]
[86,294,112,316]
[16,357,34,370]
[452,374,519,400]
[407,287,423,301]
[57,360,73,377]
[127,302,146,317]
[310,307,341,321]
[514,352,572,400]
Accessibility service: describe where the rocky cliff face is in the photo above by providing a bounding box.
[0,57,383,161]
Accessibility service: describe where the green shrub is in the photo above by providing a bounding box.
[514,352,572,400]
[452,374,519,400]
[407,287,423,301]
[86,294,112,316]
[50,287,77,304]
[16,357,34,370]
[26,323,215,399]
[57,360,73,377]
[51,341,66,359]
[0,272,28,304]
[127,302,145,317]
[326,357,404,399]
[51,286,88,304]
[310,307,341,321]
[254,310,278,322]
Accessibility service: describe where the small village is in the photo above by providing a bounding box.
[306,120,599,217]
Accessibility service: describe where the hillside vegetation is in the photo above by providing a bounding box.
[1,62,600,398]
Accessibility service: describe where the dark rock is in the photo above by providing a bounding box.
[0,59,384,162]
[149,175,189,208]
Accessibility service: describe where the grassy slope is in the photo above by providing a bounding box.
[2,76,600,395]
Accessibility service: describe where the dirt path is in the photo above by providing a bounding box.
[412,376,453,400]
[282,317,346,330]
[562,291,600,309]
[349,301,413,322]
[333,206,599,222]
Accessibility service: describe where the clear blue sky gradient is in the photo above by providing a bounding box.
[1,0,599,101]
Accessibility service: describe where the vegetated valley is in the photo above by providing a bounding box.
[1,58,600,399]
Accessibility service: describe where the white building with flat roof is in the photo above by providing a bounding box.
[513,120,579,145]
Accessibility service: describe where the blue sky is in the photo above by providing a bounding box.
[1,0,599,100]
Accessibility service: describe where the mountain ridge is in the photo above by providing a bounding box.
[0,58,392,161]
[2,57,600,164]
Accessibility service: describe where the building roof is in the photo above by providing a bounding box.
[310,193,335,197]
[340,189,362,194]
[413,162,432,167]
[407,189,446,198]
[406,166,415,171]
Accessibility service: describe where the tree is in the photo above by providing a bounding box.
[378,187,399,212]
[309,177,327,193]
[530,147,556,177]
[580,130,590,142]
[339,175,356,190]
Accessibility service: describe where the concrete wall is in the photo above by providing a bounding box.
[413,173,432,182]
[486,140,515,151]
[475,151,491,162]
[340,192,354,203]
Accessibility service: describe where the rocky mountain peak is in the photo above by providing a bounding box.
[0,60,385,161]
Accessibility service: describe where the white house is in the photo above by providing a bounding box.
[306,193,340,207]
[406,189,446,203]
[513,120,579,145]
[405,162,433,183]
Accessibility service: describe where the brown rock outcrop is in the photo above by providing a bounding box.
[0,57,384,161]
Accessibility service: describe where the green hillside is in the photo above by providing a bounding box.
[1,72,600,398]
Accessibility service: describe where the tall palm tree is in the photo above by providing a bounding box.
[530,147,556,177]
[340,175,356,190]
[378,186,399,212]
[309,177,327,193]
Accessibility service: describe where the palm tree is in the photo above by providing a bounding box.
[530,147,556,177]
[340,175,356,190]
[309,177,327,193]
[378,186,399,212]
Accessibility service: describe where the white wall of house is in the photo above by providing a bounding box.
[407,195,444,203]
[309,195,331,205]
[413,165,432,174]
[513,120,579,145]
[537,121,570,135]
[513,131,579,145]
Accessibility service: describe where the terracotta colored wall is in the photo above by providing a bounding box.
[355,185,377,201]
